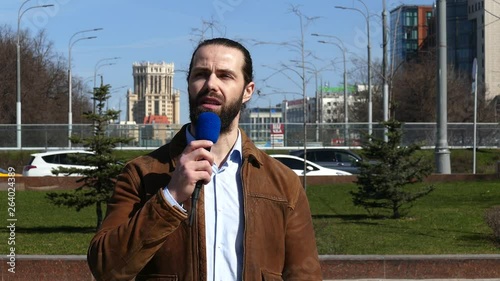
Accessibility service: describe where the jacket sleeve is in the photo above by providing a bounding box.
[87,162,187,281]
[283,178,323,280]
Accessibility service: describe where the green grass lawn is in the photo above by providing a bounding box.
[0,180,499,255]
[310,180,500,254]
[0,191,96,255]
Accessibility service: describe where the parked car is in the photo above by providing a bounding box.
[270,154,352,176]
[22,150,95,177]
[289,148,366,174]
[0,167,22,177]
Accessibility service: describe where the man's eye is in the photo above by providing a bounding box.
[193,72,206,78]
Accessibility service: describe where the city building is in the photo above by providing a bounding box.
[126,62,181,125]
[125,62,181,146]
[282,97,316,123]
[240,105,283,147]
[318,84,356,124]
[241,84,361,146]
[468,0,500,101]
[390,5,434,65]
[391,1,500,102]
[448,0,474,76]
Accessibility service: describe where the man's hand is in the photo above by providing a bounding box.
[167,140,214,203]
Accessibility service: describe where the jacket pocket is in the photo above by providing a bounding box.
[261,270,283,281]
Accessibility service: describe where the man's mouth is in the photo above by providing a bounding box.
[199,96,222,108]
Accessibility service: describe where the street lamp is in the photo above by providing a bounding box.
[311,33,349,146]
[335,0,372,136]
[290,59,331,143]
[93,57,120,112]
[94,57,120,88]
[16,0,54,148]
[68,28,102,148]
[254,6,315,190]
[107,85,129,111]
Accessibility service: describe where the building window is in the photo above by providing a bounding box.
[426,12,432,25]
[154,101,159,115]
[404,11,417,26]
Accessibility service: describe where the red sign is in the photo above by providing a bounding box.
[270,123,284,135]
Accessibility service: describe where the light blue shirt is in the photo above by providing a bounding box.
[163,129,244,281]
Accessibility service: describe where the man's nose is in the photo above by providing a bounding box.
[205,73,218,91]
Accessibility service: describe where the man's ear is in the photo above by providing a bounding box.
[243,82,255,103]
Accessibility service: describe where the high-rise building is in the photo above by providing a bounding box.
[390,5,434,65]
[127,62,181,125]
[447,0,474,76]
[391,1,500,102]
[468,0,500,101]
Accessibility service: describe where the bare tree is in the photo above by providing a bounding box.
[0,25,92,125]
[347,57,384,123]
[189,17,227,45]
[390,53,480,123]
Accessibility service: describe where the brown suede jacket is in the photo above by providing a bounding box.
[87,124,323,281]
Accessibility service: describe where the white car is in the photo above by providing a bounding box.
[22,150,95,177]
[270,154,352,176]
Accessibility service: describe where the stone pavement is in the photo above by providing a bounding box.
[0,255,499,280]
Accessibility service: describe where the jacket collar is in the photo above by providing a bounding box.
[168,124,263,169]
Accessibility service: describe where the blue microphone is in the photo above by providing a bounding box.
[189,112,221,226]
[195,112,221,144]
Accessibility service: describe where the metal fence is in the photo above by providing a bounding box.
[0,123,498,150]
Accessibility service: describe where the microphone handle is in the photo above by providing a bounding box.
[189,180,203,226]
[188,146,212,226]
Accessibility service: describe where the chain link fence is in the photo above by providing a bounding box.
[0,123,498,150]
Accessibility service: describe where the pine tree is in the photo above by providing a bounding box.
[351,119,434,219]
[46,84,132,229]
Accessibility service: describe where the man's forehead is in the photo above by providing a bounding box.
[192,44,244,67]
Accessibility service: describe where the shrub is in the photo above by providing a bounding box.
[352,119,434,219]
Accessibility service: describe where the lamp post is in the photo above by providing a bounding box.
[335,0,372,136]
[68,28,102,148]
[16,0,54,148]
[93,57,120,112]
[107,85,129,111]
[298,12,308,191]
[435,0,451,174]
[261,60,308,187]
[312,33,349,146]
[289,59,328,143]
[94,57,120,88]
[382,0,389,142]
[254,6,315,190]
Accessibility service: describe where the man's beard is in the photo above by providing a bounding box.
[189,90,244,135]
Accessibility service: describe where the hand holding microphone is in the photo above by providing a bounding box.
[189,112,221,226]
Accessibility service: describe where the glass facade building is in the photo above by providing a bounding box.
[447,0,474,75]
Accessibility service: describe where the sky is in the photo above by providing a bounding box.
[2,0,433,124]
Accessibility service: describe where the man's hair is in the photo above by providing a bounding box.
[186,38,254,86]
